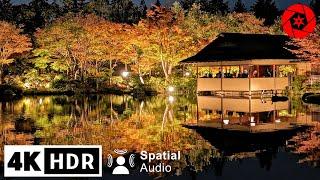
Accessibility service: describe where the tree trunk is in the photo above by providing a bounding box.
[109,60,112,86]
[0,67,2,84]
[96,60,99,90]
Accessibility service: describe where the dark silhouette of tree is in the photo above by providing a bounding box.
[234,0,246,13]
[155,0,161,7]
[151,0,161,10]
[87,0,111,18]
[251,0,279,25]
[139,0,148,18]
[0,0,13,21]
[310,0,320,21]
[181,0,229,14]
[11,0,61,34]
[62,0,86,13]
[206,0,229,15]
[181,0,196,10]
[109,0,140,24]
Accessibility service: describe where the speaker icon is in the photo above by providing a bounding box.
[107,149,135,175]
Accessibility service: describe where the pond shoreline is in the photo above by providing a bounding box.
[0,84,160,101]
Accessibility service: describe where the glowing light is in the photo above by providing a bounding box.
[250,122,256,127]
[168,96,175,103]
[45,83,51,89]
[185,72,191,77]
[122,71,129,78]
[24,82,31,89]
[275,119,281,123]
[168,86,175,92]
[250,116,255,123]
[223,119,229,125]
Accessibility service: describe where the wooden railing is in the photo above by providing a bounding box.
[197,77,289,92]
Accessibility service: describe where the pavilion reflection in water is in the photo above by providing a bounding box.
[188,96,316,133]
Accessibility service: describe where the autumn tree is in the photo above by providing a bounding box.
[290,26,320,74]
[35,14,129,88]
[0,21,32,84]
[137,4,196,82]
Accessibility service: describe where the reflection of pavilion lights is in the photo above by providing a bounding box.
[121,71,129,78]
[45,83,51,89]
[223,119,229,125]
[168,96,175,103]
[250,116,255,123]
[275,119,281,123]
[168,86,175,92]
[250,116,255,126]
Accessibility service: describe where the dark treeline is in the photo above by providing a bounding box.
[0,0,318,34]
[0,0,319,33]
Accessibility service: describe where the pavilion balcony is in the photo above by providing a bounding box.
[197,77,289,92]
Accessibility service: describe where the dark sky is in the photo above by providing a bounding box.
[12,0,312,10]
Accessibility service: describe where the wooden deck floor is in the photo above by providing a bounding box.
[184,122,310,133]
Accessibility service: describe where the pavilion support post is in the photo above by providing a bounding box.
[249,65,252,96]
[220,63,223,93]
[221,96,224,128]
[196,64,199,123]
[273,64,276,95]
[196,64,199,94]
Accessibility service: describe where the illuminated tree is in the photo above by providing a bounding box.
[0,21,32,84]
[290,26,320,73]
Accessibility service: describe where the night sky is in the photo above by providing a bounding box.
[11,0,313,10]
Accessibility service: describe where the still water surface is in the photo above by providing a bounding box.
[0,95,319,179]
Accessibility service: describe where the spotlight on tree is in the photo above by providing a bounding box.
[168,86,175,92]
[122,71,129,78]
[168,95,175,103]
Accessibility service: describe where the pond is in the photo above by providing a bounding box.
[0,94,319,179]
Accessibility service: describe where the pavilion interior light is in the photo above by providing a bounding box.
[185,72,191,77]
[250,116,255,123]
[223,119,229,125]
[275,119,281,123]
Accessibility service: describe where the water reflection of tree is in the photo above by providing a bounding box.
[9,95,217,175]
[289,122,320,167]
[3,95,318,176]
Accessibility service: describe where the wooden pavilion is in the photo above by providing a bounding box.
[180,33,310,95]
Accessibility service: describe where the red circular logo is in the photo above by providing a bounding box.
[282,3,316,39]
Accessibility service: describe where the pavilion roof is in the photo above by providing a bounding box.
[180,33,300,64]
